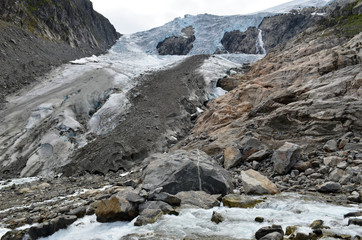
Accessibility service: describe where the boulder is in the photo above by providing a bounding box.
[318,182,341,193]
[323,156,344,167]
[175,191,220,209]
[240,169,280,195]
[27,215,77,239]
[272,142,301,174]
[260,232,283,240]
[149,192,181,206]
[295,232,309,240]
[247,150,272,162]
[293,160,312,172]
[141,150,233,195]
[255,225,284,240]
[139,201,177,216]
[222,194,263,208]
[211,211,225,224]
[134,209,163,226]
[68,206,86,218]
[223,146,242,170]
[95,196,138,223]
[323,140,338,152]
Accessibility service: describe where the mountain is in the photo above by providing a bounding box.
[0,0,120,109]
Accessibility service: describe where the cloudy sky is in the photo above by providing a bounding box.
[90,0,292,34]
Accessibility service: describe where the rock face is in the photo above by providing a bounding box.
[141,150,233,195]
[220,27,262,54]
[272,142,301,175]
[240,169,280,195]
[0,0,119,109]
[157,26,196,55]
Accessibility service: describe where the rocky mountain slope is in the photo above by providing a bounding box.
[0,0,120,109]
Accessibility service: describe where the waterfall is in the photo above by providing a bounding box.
[256,29,266,55]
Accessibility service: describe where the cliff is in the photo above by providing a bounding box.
[0,0,120,109]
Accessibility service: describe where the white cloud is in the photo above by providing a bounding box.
[90,0,292,34]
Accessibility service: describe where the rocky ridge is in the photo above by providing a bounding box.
[0,0,119,109]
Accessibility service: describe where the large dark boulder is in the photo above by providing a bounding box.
[141,150,233,195]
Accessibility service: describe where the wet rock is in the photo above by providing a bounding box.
[141,150,233,195]
[0,230,27,240]
[139,201,177,216]
[68,206,86,218]
[344,211,362,218]
[348,219,362,226]
[240,169,280,195]
[255,217,265,223]
[224,146,242,170]
[310,219,329,229]
[286,226,297,235]
[134,209,163,226]
[27,215,77,239]
[211,211,225,224]
[260,232,283,240]
[95,196,137,223]
[295,232,309,240]
[255,225,284,240]
[318,182,341,193]
[222,194,263,208]
[272,142,301,174]
[175,191,220,209]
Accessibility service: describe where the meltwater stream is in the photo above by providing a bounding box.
[39,193,361,240]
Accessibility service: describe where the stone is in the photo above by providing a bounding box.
[293,161,312,172]
[141,150,233,195]
[138,201,177,216]
[323,156,344,167]
[343,143,362,151]
[272,142,301,174]
[324,140,338,152]
[175,191,220,209]
[259,232,283,240]
[211,211,225,224]
[329,169,345,182]
[134,209,163,226]
[255,225,284,240]
[310,220,326,229]
[337,161,348,169]
[150,192,181,206]
[291,170,300,178]
[286,226,297,235]
[68,206,86,218]
[247,150,272,162]
[95,196,138,223]
[28,215,77,239]
[240,169,280,195]
[347,192,361,203]
[348,219,362,226]
[255,217,265,223]
[224,146,242,169]
[222,194,263,208]
[318,182,341,193]
[295,232,309,240]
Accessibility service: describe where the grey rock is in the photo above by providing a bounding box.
[139,201,177,215]
[295,232,309,240]
[293,161,312,172]
[255,225,284,240]
[175,191,220,209]
[223,146,242,170]
[344,143,362,151]
[157,26,195,55]
[260,232,283,240]
[323,156,344,167]
[211,211,225,224]
[348,218,362,226]
[324,140,338,152]
[337,161,348,169]
[134,209,163,226]
[68,206,86,218]
[150,192,181,206]
[141,150,233,195]
[272,142,301,174]
[318,182,342,193]
[247,150,272,162]
[329,169,345,182]
[28,215,77,239]
[240,169,280,195]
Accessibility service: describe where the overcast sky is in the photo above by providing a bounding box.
[90,0,292,34]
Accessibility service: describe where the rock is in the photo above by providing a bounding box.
[134,209,163,226]
[141,150,233,195]
[293,161,312,172]
[157,26,195,55]
[220,27,261,54]
[259,232,283,240]
[324,140,338,152]
[310,220,329,229]
[222,194,263,208]
[295,232,309,240]
[211,211,225,224]
[175,191,220,209]
[247,150,272,162]
[255,217,265,223]
[95,196,137,223]
[224,146,242,170]
[344,211,362,218]
[150,192,181,206]
[286,226,297,235]
[272,142,301,174]
[323,156,344,167]
[240,169,280,195]
[329,169,345,182]
[347,192,361,203]
[0,230,27,240]
[139,201,177,216]
[337,161,348,169]
[255,225,284,240]
[28,215,77,239]
[318,182,341,193]
[348,219,362,226]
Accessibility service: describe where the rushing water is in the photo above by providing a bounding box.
[38,193,361,240]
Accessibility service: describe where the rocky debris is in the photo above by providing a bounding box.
[222,194,263,208]
[175,191,221,209]
[255,225,284,240]
[211,211,225,224]
[272,142,301,175]
[240,169,279,195]
[223,146,242,170]
[141,150,233,195]
[157,26,196,55]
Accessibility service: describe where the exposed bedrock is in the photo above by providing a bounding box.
[157,26,196,55]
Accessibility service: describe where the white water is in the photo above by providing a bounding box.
[37,193,361,240]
